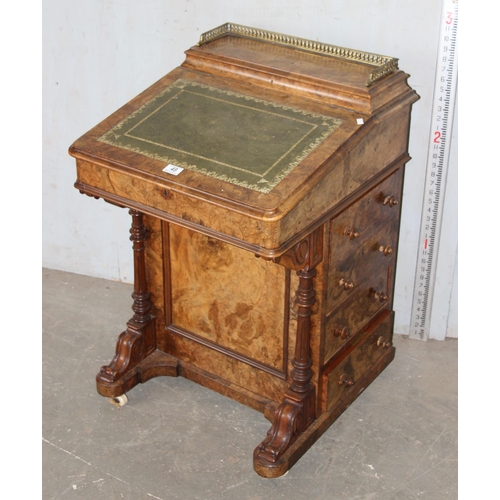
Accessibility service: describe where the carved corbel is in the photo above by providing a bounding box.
[272,226,323,272]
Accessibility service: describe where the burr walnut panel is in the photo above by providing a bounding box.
[167,224,288,373]
[142,214,166,332]
[168,332,288,407]
[277,109,411,246]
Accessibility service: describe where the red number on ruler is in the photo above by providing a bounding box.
[434,131,441,143]
[446,11,453,24]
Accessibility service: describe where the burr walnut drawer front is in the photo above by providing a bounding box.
[325,217,399,313]
[323,277,392,365]
[329,168,403,261]
[330,170,402,262]
[322,312,393,412]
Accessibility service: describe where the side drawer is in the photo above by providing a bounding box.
[325,216,398,313]
[328,168,403,264]
[324,280,391,364]
[322,311,394,412]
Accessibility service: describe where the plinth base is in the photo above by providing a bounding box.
[96,350,179,398]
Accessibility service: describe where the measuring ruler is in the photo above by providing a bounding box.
[409,0,458,341]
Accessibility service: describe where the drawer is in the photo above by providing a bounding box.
[323,283,392,364]
[324,266,392,363]
[325,216,398,313]
[329,168,403,263]
[322,311,393,412]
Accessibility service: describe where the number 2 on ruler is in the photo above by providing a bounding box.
[409,0,457,340]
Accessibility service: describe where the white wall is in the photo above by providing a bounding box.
[42,0,458,339]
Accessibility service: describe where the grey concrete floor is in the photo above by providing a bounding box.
[42,268,457,499]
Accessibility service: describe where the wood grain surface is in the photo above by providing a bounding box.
[69,25,419,477]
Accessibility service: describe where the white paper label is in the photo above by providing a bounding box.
[163,164,184,175]
[356,118,364,125]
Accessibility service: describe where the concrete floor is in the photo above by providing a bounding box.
[42,268,457,499]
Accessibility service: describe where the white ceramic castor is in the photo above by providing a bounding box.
[110,394,129,407]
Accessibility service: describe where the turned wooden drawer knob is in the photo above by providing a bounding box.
[377,336,392,349]
[343,226,360,239]
[379,244,393,256]
[333,325,351,339]
[383,195,399,207]
[338,374,354,387]
[339,278,354,290]
[373,290,389,302]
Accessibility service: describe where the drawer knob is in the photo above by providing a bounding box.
[339,278,354,290]
[338,374,354,387]
[383,195,399,207]
[333,325,351,339]
[372,289,389,302]
[343,227,360,239]
[378,244,393,256]
[377,336,392,349]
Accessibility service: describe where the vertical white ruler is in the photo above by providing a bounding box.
[409,0,458,340]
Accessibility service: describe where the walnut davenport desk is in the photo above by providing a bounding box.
[69,24,419,477]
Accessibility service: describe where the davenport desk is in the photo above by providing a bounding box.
[69,24,419,477]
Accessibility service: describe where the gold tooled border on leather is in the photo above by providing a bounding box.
[98,79,343,194]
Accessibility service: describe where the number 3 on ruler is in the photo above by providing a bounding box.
[409,0,457,341]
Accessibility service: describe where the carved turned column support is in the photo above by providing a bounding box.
[290,267,316,395]
[254,226,323,471]
[96,210,156,387]
[129,209,152,325]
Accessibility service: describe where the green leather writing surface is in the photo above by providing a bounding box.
[99,79,342,193]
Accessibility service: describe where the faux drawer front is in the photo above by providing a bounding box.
[322,312,393,412]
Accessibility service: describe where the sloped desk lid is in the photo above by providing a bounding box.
[70,24,415,220]
[98,78,343,194]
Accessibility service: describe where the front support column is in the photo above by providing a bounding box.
[96,210,176,398]
[254,227,323,477]
[129,209,154,326]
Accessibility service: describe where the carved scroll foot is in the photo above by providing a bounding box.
[96,318,160,396]
[254,387,315,469]
[97,319,156,385]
